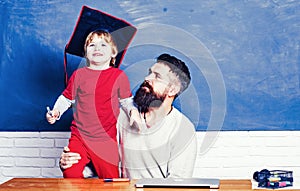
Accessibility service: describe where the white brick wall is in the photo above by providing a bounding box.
[193,131,300,181]
[0,131,299,184]
[0,132,70,183]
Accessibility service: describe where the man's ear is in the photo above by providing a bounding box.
[168,84,180,97]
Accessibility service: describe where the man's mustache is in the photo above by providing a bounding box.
[140,81,153,92]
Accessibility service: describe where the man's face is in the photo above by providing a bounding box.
[133,63,173,113]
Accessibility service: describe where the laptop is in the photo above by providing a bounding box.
[135,178,220,188]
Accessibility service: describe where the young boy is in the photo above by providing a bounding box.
[46,30,134,178]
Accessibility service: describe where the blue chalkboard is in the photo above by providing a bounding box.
[0,1,299,131]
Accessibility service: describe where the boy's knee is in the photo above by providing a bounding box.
[63,167,84,178]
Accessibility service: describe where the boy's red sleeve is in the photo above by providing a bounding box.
[62,71,77,100]
[118,71,132,99]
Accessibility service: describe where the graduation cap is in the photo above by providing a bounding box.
[64,5,137,85]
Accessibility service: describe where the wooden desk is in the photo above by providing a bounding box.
[0,178,299,191]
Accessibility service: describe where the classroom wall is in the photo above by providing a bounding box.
[1,1,299,132]
[1,1,299,185]
[1,131,299,184]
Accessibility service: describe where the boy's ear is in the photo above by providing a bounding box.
[112,51,118,58]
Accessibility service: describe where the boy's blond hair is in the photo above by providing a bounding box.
[84,30,118,66]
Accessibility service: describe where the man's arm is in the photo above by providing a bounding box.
[167,134,197,178]
[59,147,81,170]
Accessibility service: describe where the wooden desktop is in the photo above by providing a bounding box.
[0,178,299,191]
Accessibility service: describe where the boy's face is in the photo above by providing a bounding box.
[86,35,116,66]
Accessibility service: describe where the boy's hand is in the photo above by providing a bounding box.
[46,107,60,124]
[129,109,145,131]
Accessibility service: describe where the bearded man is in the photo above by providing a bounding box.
[60,53,197,179]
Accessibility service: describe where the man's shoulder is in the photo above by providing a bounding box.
[171,108,194,124]
[168,108,195,133]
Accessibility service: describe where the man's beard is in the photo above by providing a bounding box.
[133,81,166,113]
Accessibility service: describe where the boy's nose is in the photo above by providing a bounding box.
[95,44,101,50]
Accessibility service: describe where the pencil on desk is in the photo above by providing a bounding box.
[103,178,130,182]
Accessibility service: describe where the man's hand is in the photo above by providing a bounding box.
[59,147,81,170]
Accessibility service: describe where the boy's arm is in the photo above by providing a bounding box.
[119,96,135,117]
[119,96,142,126]
[53,95,74,120]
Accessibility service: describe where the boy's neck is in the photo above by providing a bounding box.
[88,62,111,70]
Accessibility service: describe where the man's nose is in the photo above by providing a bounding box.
[145,73,154,81]
[144,77,153,87]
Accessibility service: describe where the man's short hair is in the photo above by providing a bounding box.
[157,53,191,95]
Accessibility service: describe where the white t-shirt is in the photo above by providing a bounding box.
[117,107,197,179]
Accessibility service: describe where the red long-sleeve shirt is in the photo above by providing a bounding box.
[63,67,131,141]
